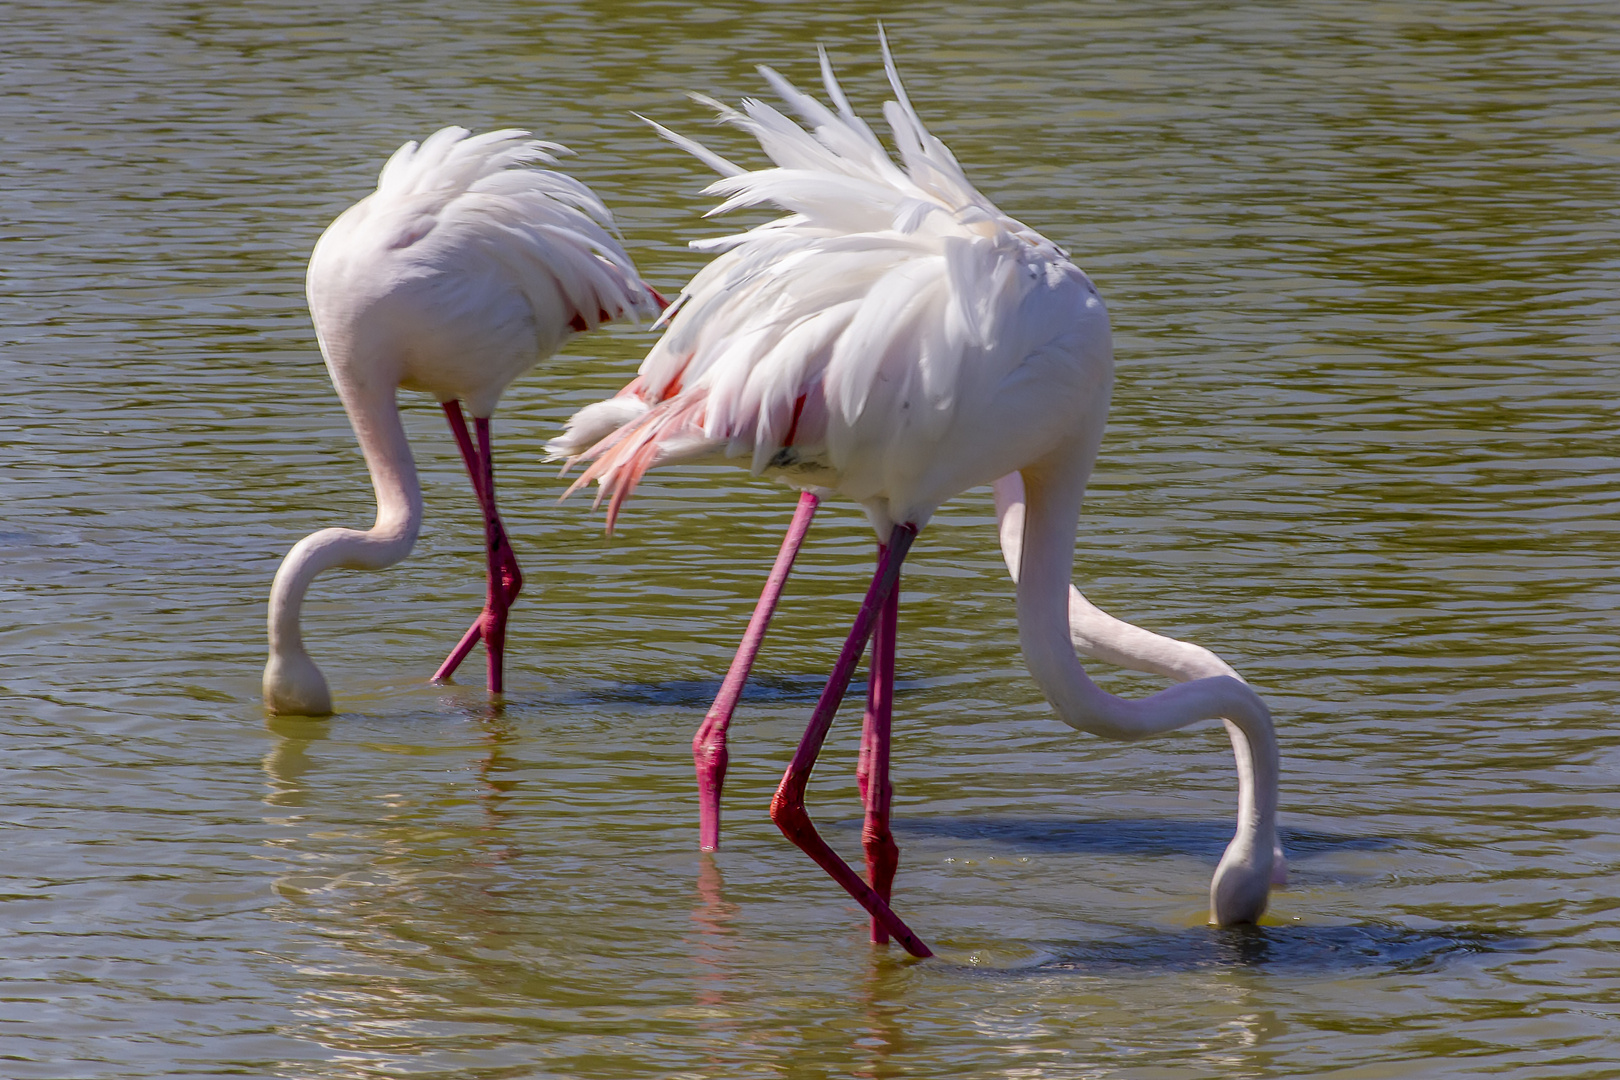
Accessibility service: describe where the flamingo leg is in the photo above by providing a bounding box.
[433,403,523,692]
[855,579,878,807]
[854,542,893,803]
[859,548,900,944]
[694,490,820,851]
[434,403,486,678]
[769,524,932,958]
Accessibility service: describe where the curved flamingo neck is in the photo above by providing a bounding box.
[265,384,423,713]
[995,474,1241,683]
[1007,464,1279,924]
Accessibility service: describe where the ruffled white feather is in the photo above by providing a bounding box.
[310,126,663,416]
[549,38,1092,531]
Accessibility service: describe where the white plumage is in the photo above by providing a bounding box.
[554,39,1282,954]
[309,127,659,417]
[265,126,662,717]
[548,45,1106,537]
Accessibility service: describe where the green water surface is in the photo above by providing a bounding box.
[1,1,1617,1076]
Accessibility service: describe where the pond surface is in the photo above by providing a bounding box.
[2,1,1618,1076]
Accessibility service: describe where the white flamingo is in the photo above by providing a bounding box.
[550,39,1282,957]
[265,126,663,716]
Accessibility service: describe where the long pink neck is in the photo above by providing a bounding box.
[1006,462,1279,923]
[267,383,423,667]
[995,474,1240,682]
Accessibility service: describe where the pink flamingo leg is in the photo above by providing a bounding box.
[434,403,486,679]
[475,416,521,693]
[694,490,820,851]
[433,403,523,691]
[855,603,877,806]
[860,552,900,944]
[854,542,892,803]
[769,524,932,959]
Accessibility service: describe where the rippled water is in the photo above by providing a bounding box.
[2,1,1618,1076]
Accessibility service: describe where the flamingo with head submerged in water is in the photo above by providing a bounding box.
[550,38,1285,957]
[264,126,664,716]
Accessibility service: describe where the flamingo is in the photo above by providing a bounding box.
[549,39,1282,957]
[264,126,664,717]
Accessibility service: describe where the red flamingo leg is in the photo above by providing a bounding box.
[433,404,523,691]
[855,625,876,806]
[474,416,520,695]
[769,524,932,959]
[694,490,820,851]
[434,402,485,680]
[860,551,900,944]
[434,612,485,683]
[854,541,890,805]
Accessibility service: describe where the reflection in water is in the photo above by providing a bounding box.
[3,0,1618,1075]
[852,956,909,1080]
[690,853,738,1006]
[261,714,330,809]
[468,706,522,863]
[688,855,748,1073]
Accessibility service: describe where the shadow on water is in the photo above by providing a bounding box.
[539,673,836,710]
[522,669,999,711]
[1004,922,1521,977]
[685,850,1514,983]
[831,816,1396,861]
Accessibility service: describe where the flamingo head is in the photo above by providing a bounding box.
[1208,833,1278,926]
[263,650,334,717]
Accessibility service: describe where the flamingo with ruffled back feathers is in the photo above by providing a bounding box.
[551,39,1283,956]
[265,126,663,716]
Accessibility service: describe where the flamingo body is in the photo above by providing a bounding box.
[552,68,1111,537]
[266,126,661,716]
[554,41,1281,950]
[308,127,654,417]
